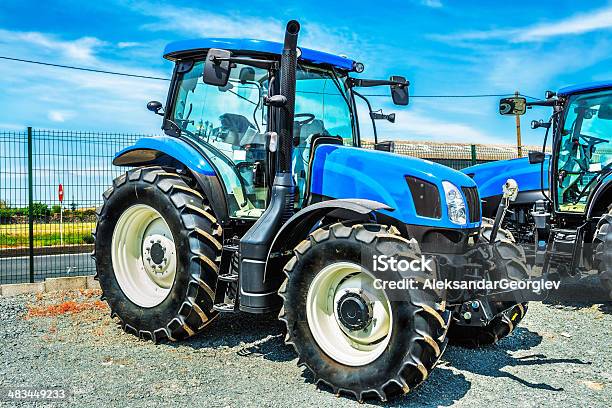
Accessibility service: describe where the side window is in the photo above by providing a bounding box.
[557,90,612,212]
[292,68,354,207]
[172,62,270,218]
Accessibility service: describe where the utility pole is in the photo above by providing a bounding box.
[515,90,523,157]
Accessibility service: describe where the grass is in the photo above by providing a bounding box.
[0,222,95,247]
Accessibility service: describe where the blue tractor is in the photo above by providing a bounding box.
[94,21,529,400]
[463,154,550,249]
[463,82,612,297]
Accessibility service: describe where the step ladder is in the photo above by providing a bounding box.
[213,241,240,313]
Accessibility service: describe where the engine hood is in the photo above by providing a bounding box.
[462,155,550,199]
[309,145,479,229]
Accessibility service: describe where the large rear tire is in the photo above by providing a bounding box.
[280,223,449,401]
[448,218,529,347]
[593,209,612,299]
[93,167,222,341]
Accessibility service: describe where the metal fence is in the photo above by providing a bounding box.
[0,128,142,284]
[1,128,532,284]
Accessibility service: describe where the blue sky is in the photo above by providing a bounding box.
[0,0,611,145]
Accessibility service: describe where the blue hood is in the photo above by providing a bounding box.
[310,145,480,229]
[462,155,550,199]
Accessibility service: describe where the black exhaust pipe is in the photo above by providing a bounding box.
[239,20,301,313]
[277,20,300,176]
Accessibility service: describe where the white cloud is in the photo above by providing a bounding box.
[420,0,443,8]
[432,6,612,43]
[0,29,106,63]
[356,103,503,144]
[0,28,169,133]
[48,110,75,122]
[136,5,284,40]
[129,3,367,59]
[117,41,141,48]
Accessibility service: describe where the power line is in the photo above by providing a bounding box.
[0,55,542,99]
[0,56,170,81]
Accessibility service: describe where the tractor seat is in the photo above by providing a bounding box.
[219,113,256,146]
[295,119,329,145]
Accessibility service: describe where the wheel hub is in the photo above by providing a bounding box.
[142,233,175,280]
[306,262,393,366]
[149,242,165,265]
[111,204,177,308]
[336,291,373,331]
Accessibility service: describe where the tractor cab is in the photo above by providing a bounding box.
[152,38,406,221]
[554,87,612,213]
[499,82,612,216]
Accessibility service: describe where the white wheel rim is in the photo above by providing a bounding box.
[111,204,177,308]
[306,262,392,366]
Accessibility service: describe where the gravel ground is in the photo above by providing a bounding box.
[0,290,610,407]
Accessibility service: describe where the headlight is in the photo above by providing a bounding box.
[442,181,467,225]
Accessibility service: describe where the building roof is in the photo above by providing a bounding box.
[163,38,356,71]
[557,81,612,96]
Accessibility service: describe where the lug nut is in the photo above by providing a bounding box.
[463,311,472,320]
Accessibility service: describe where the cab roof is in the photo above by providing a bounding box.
[558,80,612,96]
[163,38,356,71]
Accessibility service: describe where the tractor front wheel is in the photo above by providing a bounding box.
[448,218,529,347]
[280,223,449,401]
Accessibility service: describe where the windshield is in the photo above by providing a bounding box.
[556,88,612,212]
[170,59,354,217]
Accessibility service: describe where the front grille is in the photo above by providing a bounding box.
[461,186,481,223]
[406,176,441,219]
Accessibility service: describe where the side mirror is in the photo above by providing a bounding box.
[528,151,546,164]
[147,101,163,116]
[499,97,526,115]
[374,141,394,152]
[598,102,612,120]
[390,76,409,106]
[203,48,232,87]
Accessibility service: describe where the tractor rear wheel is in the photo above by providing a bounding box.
[93,166,222,341]
[593,208,612,299]
[448,218,530,347]
[279,223,449,401]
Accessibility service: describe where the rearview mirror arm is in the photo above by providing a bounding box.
[353,90,378,144]
[526,100,557,108]
[348,78,409,88]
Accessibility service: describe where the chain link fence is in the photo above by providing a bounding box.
[1,129,536,284]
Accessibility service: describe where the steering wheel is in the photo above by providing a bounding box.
[294,113,315,127]
[579,134,608,145]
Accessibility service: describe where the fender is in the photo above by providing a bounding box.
[113,136,216,175]
[265,198,393,278]
[113,136,230,224]
[586,174,612,220]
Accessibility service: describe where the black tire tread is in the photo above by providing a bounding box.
[448,218,529,347]
[593,208,612,298]
[279,222,449,402]
[93,166,222,342]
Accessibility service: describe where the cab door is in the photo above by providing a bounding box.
[555,89,612,213]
